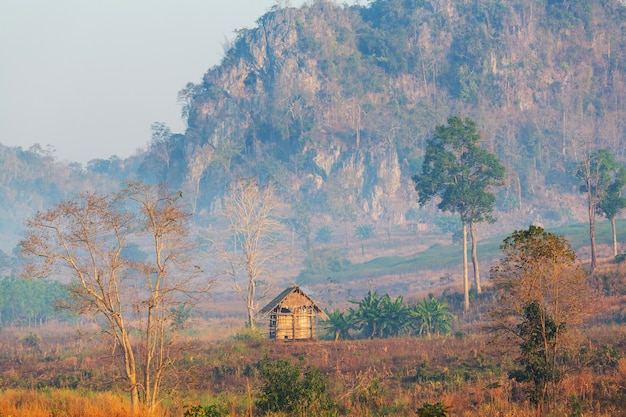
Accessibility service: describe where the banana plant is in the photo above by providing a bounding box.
[322,309,355,341]
[377,294,410,338]
[410,295,455,338]
[349,290,383,338]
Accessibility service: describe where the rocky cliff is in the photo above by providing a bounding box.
[142,0,626,230]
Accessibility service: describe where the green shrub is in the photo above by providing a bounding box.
[417,401,451,417]
[183,404,226,417]
[23,333,41,351]
[231,326,266,342]
[256,356,338,416]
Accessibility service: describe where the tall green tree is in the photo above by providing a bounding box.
[596,163,626,257]
[412,116,505,310]
[577,149,626,269]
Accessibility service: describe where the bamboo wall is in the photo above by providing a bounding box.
[269,292,316,340]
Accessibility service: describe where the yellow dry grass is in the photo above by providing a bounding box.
[0,389,162,417]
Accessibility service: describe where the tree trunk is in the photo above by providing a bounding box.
[120,327,140,410]
[611,217,618,256]
[144,310,152,407]
[470,220,481,294]
[247,280,256,328]
[462,220,470,311]
[588,190,597,270]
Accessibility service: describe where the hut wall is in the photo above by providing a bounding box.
[272,292,316,340]
[275,313,294,340]
[294,309,313,339]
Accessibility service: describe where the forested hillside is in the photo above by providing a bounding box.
[148,0,626,228]
[0,145,126,253]
[2,0,626,256]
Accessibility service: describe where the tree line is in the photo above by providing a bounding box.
[0,276,70,327]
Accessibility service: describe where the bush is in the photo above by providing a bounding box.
[183,404,226,417]
[417,401,451,417]
[231,326,267,342]
[299,248,351,278]
[256,356,338,416]
[23,333,41,351]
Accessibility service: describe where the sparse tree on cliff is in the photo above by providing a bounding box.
[20,183,205,412]
[577,149,626,269]
[355,224,374,256]
[595,159,626,257]
[412,116,505,310]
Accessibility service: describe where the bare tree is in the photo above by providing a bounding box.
[184,143,214,216]
[149,122,174,171]
[20,183,206,412]
[218,177,286,328]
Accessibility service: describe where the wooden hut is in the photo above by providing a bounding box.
[258,286,329,340]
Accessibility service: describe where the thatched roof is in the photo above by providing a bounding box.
[258,286,329,320]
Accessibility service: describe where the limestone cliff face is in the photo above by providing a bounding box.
[172,0,626,226]
[183,3,409,220]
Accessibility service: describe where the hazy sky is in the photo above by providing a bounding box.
[0,0,327,164]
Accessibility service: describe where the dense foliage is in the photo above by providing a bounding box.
[0,276,70,327]
[159,0,626,231]
[323,291,454,340]
[256,356,338,416]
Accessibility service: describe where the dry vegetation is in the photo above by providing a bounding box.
[0,325,625,417]
[0,389,151,417]
[1,261,626,417]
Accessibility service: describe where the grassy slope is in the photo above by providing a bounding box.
[304,219,626,284]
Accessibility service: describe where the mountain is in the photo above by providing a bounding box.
[3,0,626,260]
[141,0,626,228]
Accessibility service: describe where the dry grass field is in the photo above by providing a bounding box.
[0,260,625,416]
[0,331,625,416]
[0,315,625,416]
